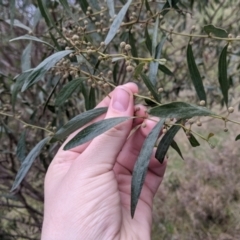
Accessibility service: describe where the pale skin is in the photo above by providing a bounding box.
[41,83,166,240]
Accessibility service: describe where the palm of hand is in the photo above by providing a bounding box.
[42,84,166,240]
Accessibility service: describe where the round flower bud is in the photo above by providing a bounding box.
[126,65,134,72]
[199,100,206,106]
[196,121,202,127]
[124,44,131,51]
[228,106,234,113]
[158,87,164,93]
[224,128,228,132]
[162,128,167,134]
[120,42,126,48]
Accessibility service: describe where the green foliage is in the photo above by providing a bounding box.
[1,0,240,238]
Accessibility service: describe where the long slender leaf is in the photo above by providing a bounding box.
[54,107,108,140]
[187,43,206,102]
[170,139,184,160]
[88,86,96,110]
[21,42,32,72]
[10,35,54,49]
[149,34,167,86]
[129,31,139,64]
[55,78,84,106]
[21,50,73,92]
[218,44,229,107]
[11,137,50,192]
[183,128,200,147]
[5,19,31,32]
[64,117,131,150]
[107,0,115,18]
[145,25,152,54]
[37,0,51,27]
[235,134,240,141]
[131,118,165,218]
[16,131,26,163]
[156,125,181,163]
[161,0,179,16]
[140,73,160,102]
[149,101,214,119]
[145,0,153,15]
[158,64,174,76]
[104,0,132,45]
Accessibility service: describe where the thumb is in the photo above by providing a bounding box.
[77,86,135,168]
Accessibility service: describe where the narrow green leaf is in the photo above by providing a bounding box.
[21,50,73,92]
[11,137,50,192]
[21,42,32,72]
[149,102,214,119]
[203,24,228,38]
[145,25,152,54]
[145,0,153,15]
[10,35,54,49]
[235,134,240,141]
[77,0,89,14]
[12,69,33,111]
[54,107,108,140]
[156,124,181,163]
[88,86,96,110]
[218,44,229,107]
[129,31,139,64]
[170,139,184,160]
[131,119,165,218]
[32,8,42,29]
[5,19,31,32]
[158,64,174,76]
[149,34,167,86]
[151,16,159,61]
[104,0,132,45]
[55,78,84,106]
[183,129,200,147]
[134,62,145,78]
[187,43,206,102]
[16,131,26,163]
[37,0,51,27]
[140,73,160,102]
[64,117,131,150]
[106,0,115,18]
[167,0,172,7]
[59,0,74,19]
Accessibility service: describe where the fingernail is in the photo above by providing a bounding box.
[112,88,130,112]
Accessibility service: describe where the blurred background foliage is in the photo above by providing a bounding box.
[1,0,240,239]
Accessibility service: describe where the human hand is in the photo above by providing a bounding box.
[41,83,166,240]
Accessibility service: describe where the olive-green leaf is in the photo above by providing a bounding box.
[158,64,174,76]
[134,62,145,78]
[183,129,200,147]
[21,42,32,72]
[140,73,160,102]
[235,134,240,141]
[37,0,51,27]
[55,78,84,106]
[131,118,165,218]
[21,50,73,92]
[218,44,229,107]
[104,0,132,45]
[53,107,108,140]
[149,34,167,86]
[156,124,181,163]
[10,35,54,49]
[88,86,96,110]
[149,102,213,119]
[64,117,131,150]
[11,137,50,192]
[145,0,153,15]
[16,131,26,163]
[129,31,139,64]
[5,19,31,32]
[171,139,184,160]
[77,0,89,14]
[12,69,33,111]
[106,0,115,18]
[187,43,206,102]
[145,25,152,54]
[203,24,228,38]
